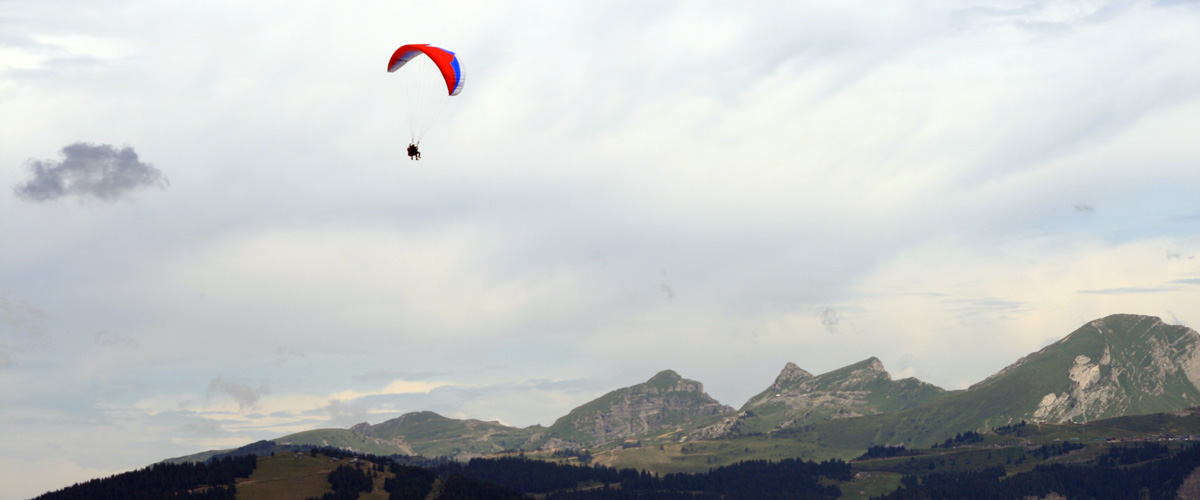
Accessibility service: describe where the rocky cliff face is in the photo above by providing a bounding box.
[547,370,734,446]
[971,314,1200,424]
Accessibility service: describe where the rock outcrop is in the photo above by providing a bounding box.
[974,314,1200,424]
[741,357,947,428]
[546,370,734,446]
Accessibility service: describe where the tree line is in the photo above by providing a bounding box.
[32,455,257,500]
[879,442,1200,500]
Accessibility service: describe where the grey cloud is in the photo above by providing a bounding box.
[277,346,306,362]
[0,294,45,337]
[325,399,370,426]
[660,271,675,301]
[145,410,230,439]
[942,299,1025,311]
[13,142,168,202]
[206,376,268,411]
[1073,203,1096,214]
[1171,279,1200,285]
[352,370,452,382]
[0,345,12,370]
[179,417,226,438]
[819,307,842,335]
[941,299,1026,324]
[95,331,137,348]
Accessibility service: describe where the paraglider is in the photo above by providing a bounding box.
[388,44,464,159]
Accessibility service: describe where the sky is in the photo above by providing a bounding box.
[2,0,1199,497]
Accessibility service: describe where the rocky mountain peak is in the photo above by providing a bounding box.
[649,369,681,382]
[740,355,945,430]
[768,362,814,392]
[960,314,1200,428]
[547,370,733,446]
[848,356,887,375]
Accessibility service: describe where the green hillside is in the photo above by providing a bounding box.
[738,357,949,434]
[275,428,413,456]
[352,411,542,457]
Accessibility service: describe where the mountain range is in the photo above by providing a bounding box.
[174,314,1200,467]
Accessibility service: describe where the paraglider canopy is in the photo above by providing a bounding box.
[388,44,464,147]
[388,44,464,96]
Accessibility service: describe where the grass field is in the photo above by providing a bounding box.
[235,453,393,500]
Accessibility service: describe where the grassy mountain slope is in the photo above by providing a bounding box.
[810,314,1200,448]
[274,428,415,456]
[351,411,543,457]
[737,357,948,435]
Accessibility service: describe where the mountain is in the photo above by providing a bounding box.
[740,357,948,428]
[971,314,1200,423]
[346,411,543,457]
[165,314,1200,470]
[545,370,734,446]
[275,428,415,455]
[814,314,1200,447]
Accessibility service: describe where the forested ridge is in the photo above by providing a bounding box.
[29,440,1200,500]
[878,442,1200,500]
[32,455,256,500]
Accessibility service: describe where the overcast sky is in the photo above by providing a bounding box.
[3,0,1200,497]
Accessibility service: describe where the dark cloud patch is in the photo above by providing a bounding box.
[819,307,841,335]
[1171,279,1200,285]
[206,376,268,412]
[0,294,45,337]
[13,142,168,202]
[0,345,12,370]
[1073,203,1096,215]
[1167,252,1195,260]
[660,271,675,301]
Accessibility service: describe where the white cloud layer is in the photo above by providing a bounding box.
[3,1,1200,499]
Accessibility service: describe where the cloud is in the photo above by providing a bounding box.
[352,370,451,382]
[818,307,841,335]
[94,331,136,348]
[13,142,168,202]
[276,346,306,362]
[324,399,370,427]
[1171,279,1200,285]
[329,380,445,402]
[1073,203,1096,214]
[0,294,45,337]
[206,376,268,412]
[660,271,675,301]
[1077,286,1176,294]
[0,346,12,370]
